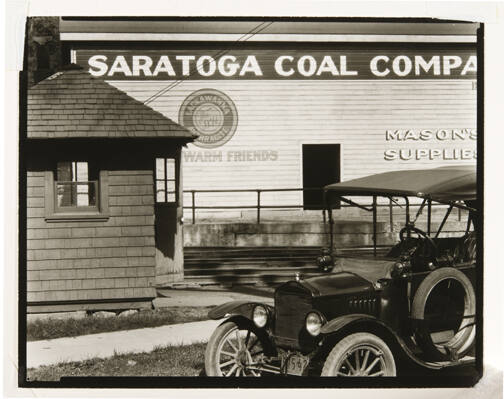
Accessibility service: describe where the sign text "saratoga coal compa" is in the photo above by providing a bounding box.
[76,49,477,80]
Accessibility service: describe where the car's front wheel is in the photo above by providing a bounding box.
[321,332,396,376]
[205,320,270,377]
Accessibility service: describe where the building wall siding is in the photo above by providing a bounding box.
[26,169,157,304]
[109,79,477,214]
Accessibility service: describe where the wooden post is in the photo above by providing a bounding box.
[405,197,411,238]
[373,196,377,257]
[427,199,432,236]
[257,190,261,224]
[191,190,196,224]
[389,197,393,233]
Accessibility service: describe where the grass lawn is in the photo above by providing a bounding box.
[27,343,207,380]
[27,307,212,341]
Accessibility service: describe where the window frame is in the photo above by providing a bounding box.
[155,157,178,207]
[44,169,110,222]
[54,161,98,211]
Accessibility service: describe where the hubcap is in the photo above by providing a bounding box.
[336,346,386,377]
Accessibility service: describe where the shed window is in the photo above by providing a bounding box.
[56,162,97,209]
[155,158,177,203]
[45,161,109,222]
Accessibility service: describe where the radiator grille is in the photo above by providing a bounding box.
[274,286,312,342]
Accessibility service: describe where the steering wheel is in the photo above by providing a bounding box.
[399,225,439,259]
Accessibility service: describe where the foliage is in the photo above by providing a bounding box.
[27,307,211,341]
[27,343,207,380]
[26,17,61,86]
[30,17,59,36]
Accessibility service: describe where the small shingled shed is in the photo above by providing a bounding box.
[25,64,196,313]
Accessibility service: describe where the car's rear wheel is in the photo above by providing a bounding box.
[205,320,269,377]
[321,332,396,376]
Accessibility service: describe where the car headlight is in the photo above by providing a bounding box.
[305,312,324,336]
[252,305,268,328]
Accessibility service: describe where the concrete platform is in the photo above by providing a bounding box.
[183,220,468,247]
[27,319,222,368]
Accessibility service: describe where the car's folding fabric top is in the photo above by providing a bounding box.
[324,165,477,202]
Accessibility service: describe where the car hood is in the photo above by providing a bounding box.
[331,257,396,284]
[298,272,375,297]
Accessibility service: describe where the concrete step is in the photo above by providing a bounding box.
[184,245,390,254]
[185,259,316,269]
[185,255,317,263]
[182,245,391,286]
[183,272,323,286]
[184,245,390,261]
[184,246,323,258]
[185,251,323,259]
[185,266,320,276]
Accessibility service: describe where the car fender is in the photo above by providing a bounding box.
[320,313,386,335]
[320,313,458,370]
[208,300,274,320]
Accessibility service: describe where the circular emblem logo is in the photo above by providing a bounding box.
[179,89,238,149]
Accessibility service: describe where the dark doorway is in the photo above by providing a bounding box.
[302,144,341,210]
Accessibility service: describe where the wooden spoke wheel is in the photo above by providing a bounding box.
[321,332,396,377]
[205,321,267,377]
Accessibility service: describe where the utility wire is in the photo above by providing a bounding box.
[143,21,274,105]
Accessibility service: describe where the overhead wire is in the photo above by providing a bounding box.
[143,21,274,105]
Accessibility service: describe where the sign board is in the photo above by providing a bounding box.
[384,129,477,161]
[75,49,477,80]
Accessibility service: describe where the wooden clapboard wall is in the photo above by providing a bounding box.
[71,37,478,218]
[108,79,476,212]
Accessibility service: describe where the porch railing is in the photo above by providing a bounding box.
[182,187,464,226]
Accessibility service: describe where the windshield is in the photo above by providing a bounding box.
[322,193,475,261]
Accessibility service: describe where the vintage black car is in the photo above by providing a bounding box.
[204,165,477,377]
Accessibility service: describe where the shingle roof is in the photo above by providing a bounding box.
[27,65,197,139]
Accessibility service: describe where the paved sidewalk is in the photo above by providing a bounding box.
[27,319,222,369]
[27,287,275,369]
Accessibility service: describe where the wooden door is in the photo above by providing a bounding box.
[154,154,184,285]
[302,144,341,210]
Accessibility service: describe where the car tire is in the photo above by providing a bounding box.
[321,332,396,376]
[205,320,270,377]
[411,267,476,361]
